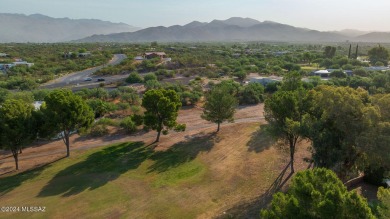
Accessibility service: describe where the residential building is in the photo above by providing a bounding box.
[143,52,166,60]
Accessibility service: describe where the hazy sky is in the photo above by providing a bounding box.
[3,0,390,31]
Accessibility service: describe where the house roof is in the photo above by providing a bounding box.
[314,70,330,74]
[144,52,166,56]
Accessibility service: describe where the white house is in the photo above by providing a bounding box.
[313,70,331,77]
[13,61,34,67]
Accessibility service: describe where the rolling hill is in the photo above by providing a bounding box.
[354,32,390,43]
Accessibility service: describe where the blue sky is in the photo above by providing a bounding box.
[2,0,390,31]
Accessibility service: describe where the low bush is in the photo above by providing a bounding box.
[90,124,109,137]
[120,117,137,133]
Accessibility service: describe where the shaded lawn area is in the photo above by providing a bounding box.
[0,134,217,218]
[38,141,151,197]
[0,123,299,219]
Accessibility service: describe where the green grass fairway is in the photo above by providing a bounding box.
[0,124,297,218]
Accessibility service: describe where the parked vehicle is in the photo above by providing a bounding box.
[97,78,105,82]
[84,77,92,81]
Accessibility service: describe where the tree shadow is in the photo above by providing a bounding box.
[38,141,152,197]
[147,132,216,173]
[247,124,276,153]
[214,162,294,219]
[349,181,379,203]
[73,129,149,144]
[0,156,66,196]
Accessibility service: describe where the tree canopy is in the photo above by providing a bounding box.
[42,89,94,157]
[264,90,306,173]
[303,85,379,179]
[142,89,185,142]
[201,84,238,132]
[377,187,390,219]
[261,168,374,219]
[0,99,36,170]
[264,73,306,173]
[323,46,336,59]
[368,46,389,65]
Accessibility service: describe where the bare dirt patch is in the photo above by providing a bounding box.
[0,104,264,175]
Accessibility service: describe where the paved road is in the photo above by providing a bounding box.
[41,54,127,89]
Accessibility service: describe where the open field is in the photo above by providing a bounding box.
[0,107,312,218]
[0,104,265,174]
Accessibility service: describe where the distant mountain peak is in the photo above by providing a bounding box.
[0,13,140,43]
[184,21,207,28]
[29,13,50,18]
[212,17,261,27]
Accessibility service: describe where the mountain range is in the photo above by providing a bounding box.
[0,13,140,43]
[77,17,390,43]
[1,14,390,43]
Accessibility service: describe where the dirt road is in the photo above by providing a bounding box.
[0,104,265,175]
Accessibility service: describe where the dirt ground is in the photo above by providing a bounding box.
[0,103,319,218]
[0,104,265,176]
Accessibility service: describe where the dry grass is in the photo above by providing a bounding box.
[0,121,311,219]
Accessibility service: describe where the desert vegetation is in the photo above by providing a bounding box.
[1,42,390,218]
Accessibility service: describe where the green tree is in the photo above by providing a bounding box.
[86,99,109,118]
[303,86,379,179]
[354,68,368,77]
[377,187,390,219]
[238,82,264,105]
[280,71,303,91]
[303,52,313,65]
[359,94,390,176]
[324,46,336,59]
[261,168,374,219]
[201,85,238,132]
[264,90,306,173]
[42,89,94,157]
[6,91,34,103]
[0,88,9,104]
[142,89,185,142]
[233,70,247,81]
[0,99,36,170]
[121,92,140,105]
[330,70,347,78]
[368,46,389,65]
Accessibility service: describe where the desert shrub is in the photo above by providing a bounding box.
[90,124,109,137]
[144,73,157,82]
[131,105,142,114]
[120,116,137,133]
[126,72,143,83]
[109,89,121,99]
[95,118,119,127]
[131,114,144,126]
